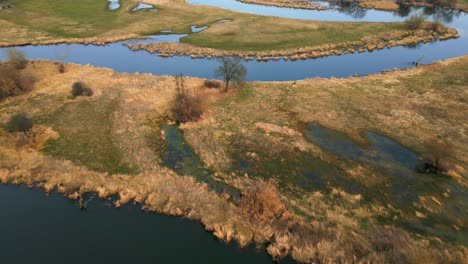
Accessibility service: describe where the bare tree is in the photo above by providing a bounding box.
[214,57,247,92]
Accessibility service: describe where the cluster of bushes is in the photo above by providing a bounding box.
[0,49,34,100]
[170,74,206,123]
[0,66,34,100]
[71,81,93,97]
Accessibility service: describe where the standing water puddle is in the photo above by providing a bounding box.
[132,3,158,12]
[107,0,120,11]
[191,25,209,33]
[304,123,467,244]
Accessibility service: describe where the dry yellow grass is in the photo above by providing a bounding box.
[238,0,327,10]
[360,0,400,10]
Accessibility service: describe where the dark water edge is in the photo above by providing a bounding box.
[0,183,295,264]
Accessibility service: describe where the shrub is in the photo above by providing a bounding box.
[170,74,206,123]
[0,65,34,100]
[5,113,33,133]
[58,63,66,74]
[204,79,221,89]
[404,14,426,30]
[71,81,93,97]
[419,139,452,174]
[240,179,286,222]
[5,49,28,70]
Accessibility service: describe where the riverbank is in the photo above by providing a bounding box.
[0,57,467,263]
[237,0,328,10]
[238,0,468,12]
[128,24,459,60]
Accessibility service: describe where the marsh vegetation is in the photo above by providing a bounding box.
[0,58,466,263]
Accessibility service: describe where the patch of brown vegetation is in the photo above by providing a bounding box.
[0,31,145,47]
[240,179,287,222]
[238,0,327,10]
[360,0,400,10]
[0,64,34,100]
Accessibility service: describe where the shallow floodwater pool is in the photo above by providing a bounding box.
[132,3,158,12]
[304,124,468,244]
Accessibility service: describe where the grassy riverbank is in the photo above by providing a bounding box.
[0,0,410,50]
[0,57,467,263]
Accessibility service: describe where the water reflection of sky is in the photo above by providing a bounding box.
[188,0,465,24]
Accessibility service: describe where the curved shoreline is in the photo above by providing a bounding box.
[236,0,468,12]
[127,27,459,61]
[0,34,146,48]
[236,0,328,10]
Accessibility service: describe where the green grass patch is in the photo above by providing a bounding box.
[40,96,138,175]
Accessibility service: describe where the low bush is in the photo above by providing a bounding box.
[57,63,66,74]
[71,81,93,97]
[204,80,221,89]
[404,14,426,30]
[420,139,452,174]
[5,113,33,133]
[240,179,286,222]
[5,49,28,70]
[0,65,34,100]
[170,75,206,123]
